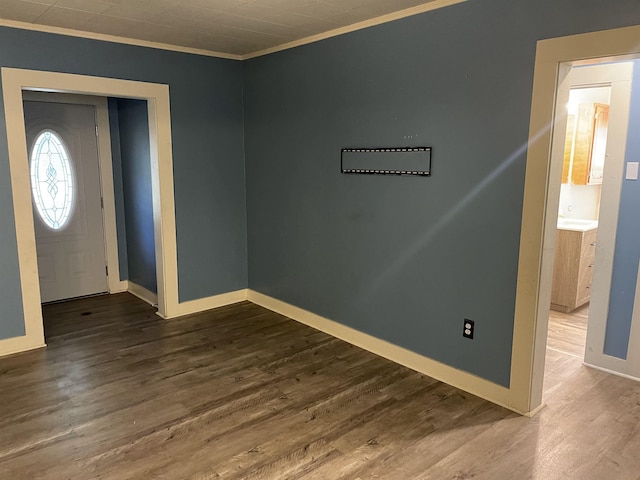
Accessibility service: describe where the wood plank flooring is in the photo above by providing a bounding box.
[547,304,589,358]
[1,293,640,479]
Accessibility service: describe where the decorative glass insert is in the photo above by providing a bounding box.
[30,130,75,230]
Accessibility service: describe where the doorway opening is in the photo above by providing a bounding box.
[21,92,160,343]
[513,24,640,416]
[546,62,633,364]
[1,68,179,356]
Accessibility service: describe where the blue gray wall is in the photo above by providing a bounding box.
[0,26,247,341]
[604,61,640,359]
[107,98,129,281]
[3,0,640,386]
[243,0,640,386]
[0,121,25,339]
[114,98,157,294]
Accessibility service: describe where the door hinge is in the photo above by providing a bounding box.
[100,197,104,209]
[95,125,99,136]
[105,265,109,276]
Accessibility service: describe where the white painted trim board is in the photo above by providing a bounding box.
[0,334,45,358]
[578,64,634,373]
[583,361,640,383]
[515,24,640,416]
[0,277,526,417]
[242,0,466,59]
[162,289,249,319]
[0,18,240,60]
[245,290,527,415]
[2,67,179,351]
[127,281,158,307]
[0,1,466,61]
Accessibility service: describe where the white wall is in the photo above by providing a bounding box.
[558,183,602,220]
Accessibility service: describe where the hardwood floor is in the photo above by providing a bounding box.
[1,293,640,479]
[547,303,589,358]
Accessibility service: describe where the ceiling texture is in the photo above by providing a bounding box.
[0,0,456,58]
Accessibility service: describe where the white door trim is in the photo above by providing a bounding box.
[22,91,127,295]
[545,64,634,374]
[514,25,640,414]
[570,65,635,374]
[1,68,179,353]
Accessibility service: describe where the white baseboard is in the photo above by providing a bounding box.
[0,286,245,358]
[0,285,525,414]
[161,289,248,319]
[0,334,45,358]
[524,402,546,418]
[110,279,129,294]
[127,281,158,306]
[246,290,522,415]
[583,361,640,383]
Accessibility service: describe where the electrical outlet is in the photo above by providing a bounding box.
[463,319,474,339]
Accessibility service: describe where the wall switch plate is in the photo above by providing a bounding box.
[463,319,474,339]
[626,162,639,180]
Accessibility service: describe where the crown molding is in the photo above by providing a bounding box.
[241,0,467,60]
[0,18,242,60]
[0,0,465,61]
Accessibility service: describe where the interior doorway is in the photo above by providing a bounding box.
[1,68,179,357]
[508,24,640,416]
[546,62,633,362]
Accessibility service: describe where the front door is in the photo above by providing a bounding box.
[23,100,108,303]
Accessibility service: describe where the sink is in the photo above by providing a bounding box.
[557,218,598,231]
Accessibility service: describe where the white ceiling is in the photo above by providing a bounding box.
[0,0,456,58]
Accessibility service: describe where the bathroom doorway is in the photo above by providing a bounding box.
[547,62,633,363]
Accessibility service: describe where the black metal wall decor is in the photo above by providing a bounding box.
[341,147,431,176]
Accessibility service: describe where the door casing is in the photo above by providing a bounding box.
[514,25,640,414]
[555,64,636,375]
[1,68,178,356]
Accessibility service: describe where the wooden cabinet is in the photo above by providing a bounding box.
[551,228,597,312]
[562,103,609,185]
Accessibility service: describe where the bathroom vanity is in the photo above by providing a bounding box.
[551,219,598,313]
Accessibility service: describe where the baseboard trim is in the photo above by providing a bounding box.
[583,361,640,382]
[127,281,158,307]
[0,334,46,358]
[160,289,248,319]
[246,290,523,414]
[110,280,129,294]
[0,286,529,414]
[524,402,546,418]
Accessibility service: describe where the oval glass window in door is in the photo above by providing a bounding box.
[30,130,76,230]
